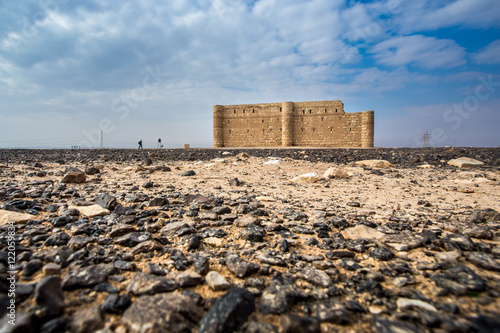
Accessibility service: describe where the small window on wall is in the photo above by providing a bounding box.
[302,110,305,114]
[330,128,333,132]
[309,109,312,114]
[335,109,337,113]
[301,128,304,132]
[262,129,265,133]
[349,128,351,132]
[321,117,324,121]
[279,107,282,112]
[253,109,255,113]
[229,129,232,134]
[243,109,245,113]
[325,109,327,113]
[279,128,282,132]
[262,119,264,123]
[247,129,249,133]
[234,110,236,114]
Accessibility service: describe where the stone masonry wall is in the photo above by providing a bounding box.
[213,100,374,148]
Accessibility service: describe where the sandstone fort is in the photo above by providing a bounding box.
[213,100,374,147]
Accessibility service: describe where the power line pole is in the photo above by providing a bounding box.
[422,130,430,148]
[100,130,104,149]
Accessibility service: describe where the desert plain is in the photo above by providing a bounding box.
[0,147,499,333]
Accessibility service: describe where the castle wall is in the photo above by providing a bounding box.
[213,100,374,148]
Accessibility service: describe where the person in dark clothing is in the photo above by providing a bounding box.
[138,140,143,149]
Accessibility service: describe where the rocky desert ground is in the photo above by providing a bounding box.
[0,147,499,333]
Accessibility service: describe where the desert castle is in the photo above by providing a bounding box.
[213,100,374,147]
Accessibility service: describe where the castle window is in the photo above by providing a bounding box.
[262,129,265,133]
[262,119,264,123]
[302,110,305,114]
[279,128,282,132]
[330,128,333,132]
[280,107,282,112]
[321,117,324,121]
[309,109,312,113]
[349,128,351,132]
[253,109,255,113]
[229,129,231,134]
[335,109,337,113]
[234,110,236,114]
[243,109,245,113]
[301,128,304,132]
[325,109,327,113]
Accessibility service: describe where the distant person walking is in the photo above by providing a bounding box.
[138,140,143,149]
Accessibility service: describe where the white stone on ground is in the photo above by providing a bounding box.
[0,209,35,225]
[205,271,231,291]
[448,157,484,168]
[68,204,110,218]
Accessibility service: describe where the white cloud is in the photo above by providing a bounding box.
[473,39,500,64]
[370,35,466,68]
[393,0,500,33]
[351,67,422,92]
[0,0,498,148]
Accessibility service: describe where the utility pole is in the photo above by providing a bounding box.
[422,130,430,148]
[100,130,104,149]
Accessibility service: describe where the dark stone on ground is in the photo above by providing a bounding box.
[259,274,302,314]
[102,293,131,314]
[69,306,103,333]
[199,287,255,333]
[62,264,115,290]
[96,193,117,210]
[127,272,178,296]
[370,247,395,261]
[281,314,321,333]
[227,256,260,278]
[35,276,65,318]
[372,318,419,333]
[467,251,500,271]
[122,293,202,333]
[308,299,350,324]
[39,316,68,333]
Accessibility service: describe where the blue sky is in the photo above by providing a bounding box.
[0,0,499,148]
